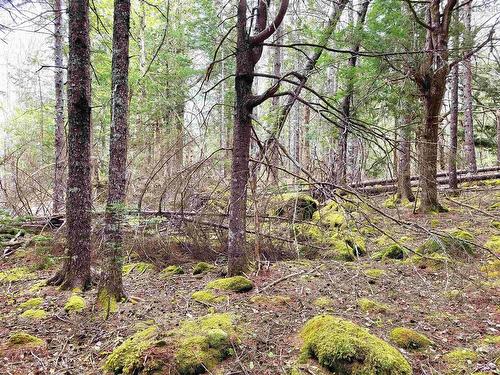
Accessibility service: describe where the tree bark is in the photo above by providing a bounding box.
[228,0,288,276]
[97,0,130,312]
[497,109,500,165]
[462,0,477,173]
[53,0,65,214]
[449,62,459,190]
[48,0,92,289]
[397,117,415,202]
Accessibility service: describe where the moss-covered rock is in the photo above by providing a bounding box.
[389,327,432,350]
[357,298,389,313]
[312,201,345,228]
[173,313,237,374]
[19,297,43,310]
[8,331,45,348]
[192,262,214,275]
[275,192,319,220]
[250,294,290,306]
[206,276,253,292]
[122,262,153,275]
[0,266,32,283]
[417,230,475,258]
[191,290,226,304]
[299,315,412,374]
[20,309,47,320]
[372,243,407,261]
[103,325,158,374]
[485,235,500,254]
[444,348,478,373]
[64,294,86,313]
[161,265,185,277]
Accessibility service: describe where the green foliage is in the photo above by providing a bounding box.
[161,265,185,277]
[206,276,253,292]
[357,298,389,313]
[103,325,158,375]
[417,230,476,258]
[389,327,432,350]
[64,294,86,313]
[8,332,45,348]
[299,315,412,374]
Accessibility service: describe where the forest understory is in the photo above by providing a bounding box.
[1,184,498,375]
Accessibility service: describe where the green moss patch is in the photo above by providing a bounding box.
[206,276,253,292]
[389,327,432,350]
[274,192,319,220]
[357,298,389,313]
[8,331,45,348]
[161,265,184,277]
[64,294,86,313]
[363,268,385,278]
[103,325,158,374]
[299,315,412,374]
[485,235,500,254]
[19,297,43,310]
[417,229,476,258]
[250,294,290,306]
[172,313,237,374]
[191,290,227,304]
[372,243,407,260]
[312,296,333,308]
[0,266,32,283]
[444,348,478,372]
[20,309,47,320]
[122,262,153,275]
[192,262,214,275]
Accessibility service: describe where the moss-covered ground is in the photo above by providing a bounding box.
[0,187,498,374]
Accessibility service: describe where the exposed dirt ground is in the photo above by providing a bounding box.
[1,186,499,375]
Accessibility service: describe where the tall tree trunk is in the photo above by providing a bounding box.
[397,117,415,202]
[53,0,65,214]
[48,0,92,289]
[462,0,477,173]
[448,8,459,190]
[97,0,130,313]
[497,109,500,165]
[335,0,370,185]
[228,0,288,276]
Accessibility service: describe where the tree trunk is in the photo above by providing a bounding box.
[397,117,415,202]
[97,0,130,313]
[228,0,288,275]
[462,0,477,174]
[448,62,459,190]
[48,0,92,290]
[53,0,65,214]
[497,109,500,165]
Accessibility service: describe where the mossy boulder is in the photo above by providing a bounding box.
[20,309,47,320]
[372,243,407,260]
[122,262,153,275]
[191,290,227,304]
[173,313,237,374]
[312,201,345,228]
[206,276,253,293]
[161,265,185,277]
[444,348,478,373]
[275,192,319,220]
[8,331,45,348]
[417,230,475,258]
[103,325,158,374]
[19,297,43,310]
[64,294,86,313]
[193,262,214,275]
[299,315,412,374]
[357,298,389,313]
[389,327,432,350]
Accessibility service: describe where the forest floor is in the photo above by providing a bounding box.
[0,184,499,375]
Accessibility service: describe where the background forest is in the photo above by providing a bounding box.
[0,0,499,374]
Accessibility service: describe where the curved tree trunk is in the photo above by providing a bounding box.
[48,0,92,290]
[97,0,130,314]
